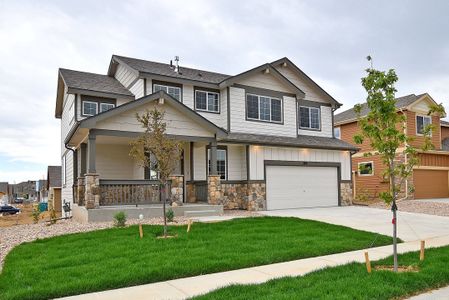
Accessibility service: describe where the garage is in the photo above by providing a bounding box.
[413,169,449,199]
[266,165,339,210]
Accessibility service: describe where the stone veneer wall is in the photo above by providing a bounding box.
[207,175,222,205]
[84,173,100,209]
[76,177,85,206]
[213,180,266,211]
[186,182,196,203]
[246,182,266,211]
[169,175,184,205]
[340,182,353,206]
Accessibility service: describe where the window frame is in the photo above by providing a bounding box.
[82,101,98,117]
[298,105,321,131]
[194,89,220,113]
[358,161,374,176]
[99,102,115,113]
[153,81,182,102]
[416,115,432,136]
[206,146,228,180]
[245,93,283,124]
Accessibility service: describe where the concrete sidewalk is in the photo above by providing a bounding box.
[60,234,449,300]
[408,285,449,299]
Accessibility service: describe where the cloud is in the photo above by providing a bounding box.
[1,0,449,182]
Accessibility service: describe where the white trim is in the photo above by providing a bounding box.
[416,114,432,136]
[246,93,283,124]
[195,90,220,113]
[299,105,321,130]
[358,161,374,176]
[82,101,98,116]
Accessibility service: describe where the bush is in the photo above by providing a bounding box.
[113,211,127,227]
[166,208,174,222]
[31,205,41,224]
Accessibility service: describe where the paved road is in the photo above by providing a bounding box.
[260,206,449,242]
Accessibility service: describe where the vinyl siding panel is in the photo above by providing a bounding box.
[230,87,297,137]
[226,144,247,180]
[61,150,74,205]
[115,64,137,88]
[419,152,449,167]
[406,111,441,149]
[249,146,351,181]
[193,143,207,180]
[297,106,333,137]
[129,79,144,99]
[339,121,372,152]
[95,101,215,138]
[352,155,389,201]
[237,72,293,93]
[96,144,136,179]
[61,93,75,153]
[274,66,330,104]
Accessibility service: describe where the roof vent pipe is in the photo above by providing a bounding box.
[174,56,180,73]
[170,60,173,69]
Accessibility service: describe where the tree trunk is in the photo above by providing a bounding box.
[162,182,167,237]
[390,159,398,272]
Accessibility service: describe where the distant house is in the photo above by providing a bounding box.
[12,181,37,200]
[47,166,62,212]
[36,179,48,202]
[335,93,449,200]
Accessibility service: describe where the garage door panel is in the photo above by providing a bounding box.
[414,170,449,199]
[266,166,338,210]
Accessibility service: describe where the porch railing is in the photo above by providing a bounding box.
[195,181,208,202]
[99,180,168,206]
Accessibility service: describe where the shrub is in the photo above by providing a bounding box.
[113,211,127,227]
[166,208,174,223]
[31,205,41,224]
[49,208,57,225]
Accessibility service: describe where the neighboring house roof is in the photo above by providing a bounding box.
[110,55,231,84]
[78,90,227,136]
[47,166,62,189]
[221,132,358,151]
[441,120,449,127]
[334,93,427,125]
[55,69,134,118]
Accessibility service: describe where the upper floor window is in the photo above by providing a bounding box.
[334,127,341,139]
[195,90,220,113]
[246,94,282,123]
[154,83,181,101]
[100,103,115,113]
[82,101,98,116]
[299,106,320,130]
[416,115,432,135]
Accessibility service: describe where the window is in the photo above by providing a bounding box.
[195,90,220,112]
[246,94,282,123]
[334,127,341,139]
[154,84,181,101]
[82,101,98,116]
[100,103,115,113]
[145,152,159,180]
[358,162,374,176]
[416,115,432,135]
[207,148,227,180]
[299,106,320,130]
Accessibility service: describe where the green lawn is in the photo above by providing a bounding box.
[0,217,394,300]
[194,245,449,300]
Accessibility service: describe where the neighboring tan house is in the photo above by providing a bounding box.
[47,166,62,212]
[55,55,357,221]
[335,93,449,201]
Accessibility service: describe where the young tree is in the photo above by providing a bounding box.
[130,108,183,237]
[354,57,445,271]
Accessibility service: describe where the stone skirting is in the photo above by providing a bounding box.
[210,180,266,211]
[76,177,85,206]
[169,175,184,205]
[207,175,222,205]
[246,182,266,211]
[221,182,249,210]
[340,182,353,206]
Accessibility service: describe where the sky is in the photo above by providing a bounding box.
[1,0,449,183]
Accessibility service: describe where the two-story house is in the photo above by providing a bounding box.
[335,93,449,201]
[55,55,357,222]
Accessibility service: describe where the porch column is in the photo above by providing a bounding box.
[80,143,87,176]
[210,141,218,175]
[87,133,96,173]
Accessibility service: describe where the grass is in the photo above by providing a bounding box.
[0,216,394,300]
[193,246,449,300]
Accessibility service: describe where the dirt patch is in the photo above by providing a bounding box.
[374,265,419,272]
[0,204,60,227]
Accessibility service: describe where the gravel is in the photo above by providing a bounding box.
[0,210,259,271]
[370,200,449,217]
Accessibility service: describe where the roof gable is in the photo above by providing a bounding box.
[270,57,341,107]
[80,91,227,137]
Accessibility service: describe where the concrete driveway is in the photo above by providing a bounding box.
[260,206,449,242]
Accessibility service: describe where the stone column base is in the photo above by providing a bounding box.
[84,173,100,209]
[340,182,353,206]
[169,175,184,205]
[207,175,222,205]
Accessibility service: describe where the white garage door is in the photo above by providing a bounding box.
[266,165,339,210]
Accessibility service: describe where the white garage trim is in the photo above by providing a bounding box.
[264,161,342,210]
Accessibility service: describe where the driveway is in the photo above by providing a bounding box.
[260,206,449,242]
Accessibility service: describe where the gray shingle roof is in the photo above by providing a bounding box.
[113,55,231,84]
[441,120,449,127]
[334,94,426,125]
[47,166,62,188]
[59,68,134,97]
[221,133,358,151]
